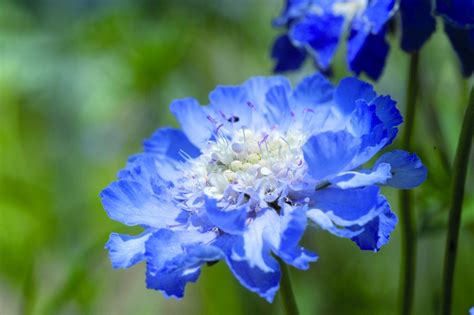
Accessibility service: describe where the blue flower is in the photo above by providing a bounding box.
[470,307,474,315]
[101,73,426,302]
[271,0,396,80]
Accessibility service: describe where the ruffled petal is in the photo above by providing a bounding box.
[271,34,307,72]
[291,13,345,69]
[105,232,152,269]
[276,204,318,269]
[307,209,363,238]
[349,203,397,251]
[264,84,293,131]
[231,209,280,272]
[400,0,436,52]
[146,266,201,299]
[363,0,396,33]
[292,72,334,107]
[100,180,184,227]
[371,95,403,142]
[170,98,213,148]
[312,186,385,226]
[334,77,376,114]
[303,131,360,181]
[374,150,427,189]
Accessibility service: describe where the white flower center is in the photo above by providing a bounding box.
[183,128,307,202]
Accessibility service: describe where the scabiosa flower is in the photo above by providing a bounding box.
[271,0,396,80]
[470,307,474,315]
[101,73,426,301]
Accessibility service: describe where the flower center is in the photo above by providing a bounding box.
[183,128,307,202]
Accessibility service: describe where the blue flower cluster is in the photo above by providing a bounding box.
[101,73,426,301]
[273,0,474,78]
[272,0,396,80]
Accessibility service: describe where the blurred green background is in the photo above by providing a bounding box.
[0,1,473,314]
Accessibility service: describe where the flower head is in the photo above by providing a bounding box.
[101,73,426,301]
[271,0,396,80]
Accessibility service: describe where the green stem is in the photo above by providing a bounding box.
[279,263,299,315]
[399,52,419,315]
[441,87,474,315]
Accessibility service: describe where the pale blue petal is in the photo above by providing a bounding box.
[329,162,392,189]
[205,197,248,234]
[170,98,213,148]
[105,232,152,269]
[143,127,200,161]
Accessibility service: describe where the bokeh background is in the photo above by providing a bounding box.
[1,1,473,314]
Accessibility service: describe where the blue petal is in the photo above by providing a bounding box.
[105,232,152,269]
[374,150,427,189]
[292,72,334,106]
[205,197,248,234]
[146,266,201,299]
[329,162,392,189]
[291,13,345,69]
[100,180,184,227]
[276,204,318,269]
[470,307,474,315]
[313,186,384,226]
[303,131,360,181]
[145,229,218,273]
[350,203,397,251]
[208,85,253,130]
[170,98,213,148]
[443,25,474,77]
[334,77,376,114]
[143,127,200,161]
[400,0,436,52]
[232,209,280,272]
[227,257,280,303]
[273,0,311,26]
[347,25,389,80]
[371,95,403,142]
[271,34,307,72]
[264,84,293,130]
[307,209,364,238]
[363,0,396,33]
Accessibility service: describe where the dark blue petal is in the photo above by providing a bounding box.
[143,127,200,161]
[443,24,474,77]
[313,186,384,226]
[303,131,360,181]
[146,266,201,299]
[347,25,389,80]
[100,180,183,227]
[436,0,474,28]
[271,34,307,72]
[400,0,436,52]
[291,13,345,69]
[105,232,152,269]
[205,197,248,234]
[170,98,213,148]
[350,202,397,251]
[375,150,427,189]
[334,77,376,114]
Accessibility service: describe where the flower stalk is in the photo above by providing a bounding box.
[441,87,474,315]
[399,52,420,315]
[279,262,299,315]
